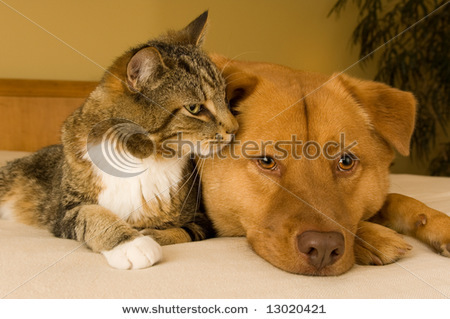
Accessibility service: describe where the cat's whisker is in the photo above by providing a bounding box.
[177,178,197,217]
[193,158,206,220]
[154,153,192,205]
[219,51,259,76]
[154,153,203,212]
[178,156,204,215]
[224,71,245,81]
[162,157,198,202]
[226,75,250,86]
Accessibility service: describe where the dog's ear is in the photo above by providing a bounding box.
[336,73,416,156]
[210,54,259,110]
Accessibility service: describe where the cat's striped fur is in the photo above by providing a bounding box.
[0,11,238,269]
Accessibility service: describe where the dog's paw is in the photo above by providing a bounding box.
[438,243,450,257]
[417,213,450,258]
[375,194,450,258]
[354,222,412,265]
[101,236,163,269]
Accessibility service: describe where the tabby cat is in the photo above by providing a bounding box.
[0,11,238,269]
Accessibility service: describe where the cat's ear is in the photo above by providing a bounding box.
[170,11,209,46]
[127,47,165,92]
[336,73,416,156]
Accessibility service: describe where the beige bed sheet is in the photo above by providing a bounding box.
[1,150,449,299]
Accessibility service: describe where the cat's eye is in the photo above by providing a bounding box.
[257,156,277,170]
[185,104,204,115]
[337,154,357,172]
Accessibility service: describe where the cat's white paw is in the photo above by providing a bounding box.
[101,236,162,270]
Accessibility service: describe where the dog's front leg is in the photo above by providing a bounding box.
[370,193,450,257]
[354,221,412,265]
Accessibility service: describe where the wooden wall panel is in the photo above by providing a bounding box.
[0,96,85,152]
[0,79,98,152]
[0,79,97,98]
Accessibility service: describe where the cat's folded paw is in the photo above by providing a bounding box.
[140,227,192,245]
[101,236,163,269]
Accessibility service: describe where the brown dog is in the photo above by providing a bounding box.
[201,55,450,276]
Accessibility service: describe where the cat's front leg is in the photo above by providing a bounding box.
[55,204,162,269]
[140,221,211,245]
[140,227,191,245]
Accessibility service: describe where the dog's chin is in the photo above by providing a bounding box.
[293,260,354,276]
[256,247,354,276]
[247,232,355,276]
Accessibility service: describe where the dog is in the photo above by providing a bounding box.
[200,55,450,276]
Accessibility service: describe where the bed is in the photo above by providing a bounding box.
[0,79,449,299]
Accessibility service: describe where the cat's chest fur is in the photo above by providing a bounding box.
[88,153,187,227]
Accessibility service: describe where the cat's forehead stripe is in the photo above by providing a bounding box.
[176,55,197,75]
[204,62,224,86]
[173,55,222,100]
[203,100,217,117]
[200,64,225,99]
[199,72,218,98]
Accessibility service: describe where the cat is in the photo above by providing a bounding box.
[0,11,238,270]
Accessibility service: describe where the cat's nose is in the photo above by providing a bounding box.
[226,119,239,135]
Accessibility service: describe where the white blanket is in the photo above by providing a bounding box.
[0,151,449,298]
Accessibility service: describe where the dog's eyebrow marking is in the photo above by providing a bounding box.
[302,94,309,140]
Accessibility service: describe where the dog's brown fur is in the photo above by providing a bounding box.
[201,56,450,275]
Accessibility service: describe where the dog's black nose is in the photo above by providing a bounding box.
[297,231,345,270]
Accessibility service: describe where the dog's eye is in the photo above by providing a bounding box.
[257,156,277,170]
[337,154,357,172]
[184,104,204,115]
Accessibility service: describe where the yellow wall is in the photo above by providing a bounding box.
[0,0,370,81]
[0,0,429,173]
